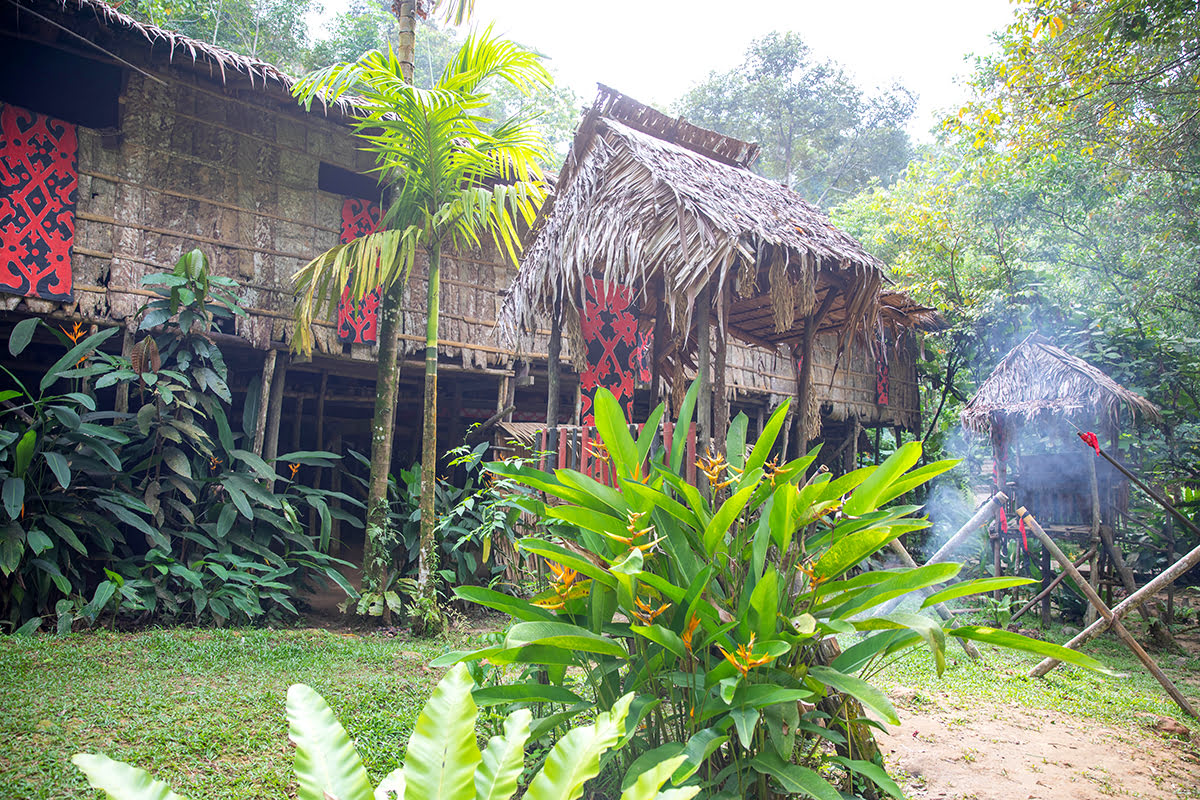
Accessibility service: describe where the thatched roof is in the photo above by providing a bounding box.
[9,0,352,112]
[960,333,1160,435]
[496,86,893,353]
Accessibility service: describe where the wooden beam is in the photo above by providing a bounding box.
[252,349,277,457]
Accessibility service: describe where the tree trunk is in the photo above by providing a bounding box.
[414,239,443,635]
[546,297,561,427]
[696,281,712,454]
[364,283,405,610]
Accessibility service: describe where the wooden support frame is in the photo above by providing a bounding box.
[1018,506,1198,719]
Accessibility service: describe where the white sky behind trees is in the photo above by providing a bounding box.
[313,0,1016,139]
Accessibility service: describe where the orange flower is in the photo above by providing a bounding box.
[60,321,85,343]
[288,462,300,479]
[534,561,585,609]
[632,596,670,625]
[547,561,578,591]
[682,614,701,654]
[604,511,661,555]
[717,633,774,678]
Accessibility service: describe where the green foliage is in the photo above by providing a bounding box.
[73,662,699,800]
[676,31,915,207]
[445,386,1104,799]
[0,250,353,631]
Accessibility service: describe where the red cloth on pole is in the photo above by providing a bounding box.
[1079,431,1100,455]
[1019,513,1028,553]
[998,505,1009,535]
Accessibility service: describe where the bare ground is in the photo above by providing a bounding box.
[877,688,1200,799]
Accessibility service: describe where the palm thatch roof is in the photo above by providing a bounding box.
[960,333,1160,435]
[9,0,353,112]
[496,86,895,353]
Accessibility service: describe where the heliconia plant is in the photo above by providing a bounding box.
[73,662,695,800]
[440,383,1108,800]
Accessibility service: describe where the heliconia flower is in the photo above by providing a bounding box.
[682,614,701,653]
[633,596,670,625]
[59,321,85,343]
[288,463,300,479]
[717,633,774,677]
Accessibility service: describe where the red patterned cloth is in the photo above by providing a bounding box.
[580,277,640,423]
[0,104,77,301]
[335,198,381,344]
[875,355,889,405]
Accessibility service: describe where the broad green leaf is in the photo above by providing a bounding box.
[232,448,279,481]
[506,621,628,658]
[948,626,1111,673]
[922,576,1036,608]
[745,401,790,475]
[670,380,700,474]
[517,539,616,588]
[9,317,38,356]
[811,525,911,581]
[593,388,638,479]
[452,586,559,622]
[630,624,686,659]
[726,413,748,469]
[525,693,633,800]
[27,528,52,554]
[842,441,922,517]
[635,404,665,468]
[703,484,755,557]
[832,562,962,617]
[808,665,898,725]
[14,429,35,477]
[619,756,696,800]
[749,751,840,800]
[874,458,959,507]
[747,566,778,642]
[400,663,481,800]
[472,684,583,707]
[72,753,189,800]
[475,708,531,800]
[672,728,728,783]
[829,757,904,799]
[44,451,70,489]
[40,327,119,392]
[162,447,191,479]
[3,477,24,520]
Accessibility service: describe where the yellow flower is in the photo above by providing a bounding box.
[682,614,701,654]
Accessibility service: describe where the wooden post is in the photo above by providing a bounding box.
[1084,452,1102,626]
[696,281,712,454]
[713,288,730,452]
[1166,489,1177,624]
[115,324,135,414]
[1010,545,1096,625]
[252,348,277,457]
[263,353,289,465]
[649,294,668,414]
[546,297,562,428]
[1032,535,1200,677]
[309,371,328,541]
[292,396,304,452]
[329,431,343,555]
[1018,507,1198,720]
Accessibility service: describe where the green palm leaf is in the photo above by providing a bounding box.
[71,753,188,800]
[286,684,373,800]
[403,662,482,800]
[525,693,634,800]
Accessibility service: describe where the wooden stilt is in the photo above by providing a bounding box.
[252,349,277,457]
[1011,545,1095,625]
[1085,453,1102,625]
[794,287,840,455]
[713,289,730,451]
[263,353,289,464]
[1019,507,1198,719]
[310,371,328,542]
[696,281,712,454]
[115,324,135,414]
[546,297,561,428]
[329,432,343,556]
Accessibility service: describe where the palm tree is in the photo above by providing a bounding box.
[291,27,549,630]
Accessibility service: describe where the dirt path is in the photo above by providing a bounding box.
[877,689,1200,799]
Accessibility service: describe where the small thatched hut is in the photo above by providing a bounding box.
[961,333,1161,619]
[499,86,935,458]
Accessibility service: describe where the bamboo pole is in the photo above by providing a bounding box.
[1017,507,1198,719]
[886,538,982,660]
[1030,536,1200,677]
[696,281,712,454]
[714,289,730,451]
[1085,454,1102,626]
[874,493,1007,618]
[115,324,135,414]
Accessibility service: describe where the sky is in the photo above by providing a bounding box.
[315,0,1016,139]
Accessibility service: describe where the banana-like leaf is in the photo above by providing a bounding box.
[474,708,531,800]
[828,756,904,799]
[749,751,840,800]
[287,684,373,800]
[404,663,483,800]
[842,441,922,517]
[619,756,696,800]
[375,769,405,800]
[921,576,1035,608]
[525,693,634,800]
[808,665,899,725]
[593,388,638,480]
[947,626,1111,673]
[72,753,188,800]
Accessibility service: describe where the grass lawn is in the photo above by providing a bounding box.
[1,618,1197,799]
[0,626,456,799]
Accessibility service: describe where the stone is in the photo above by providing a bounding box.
[1153,716,1191,738]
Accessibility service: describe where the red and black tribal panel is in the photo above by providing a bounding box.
[335,198,381,344]
[580,277,642,424]
[0,103,77,302]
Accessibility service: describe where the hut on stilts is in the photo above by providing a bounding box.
[960,332,1161,625]
[497,86,938,473]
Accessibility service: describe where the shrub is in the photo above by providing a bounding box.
[443,384,1106,799]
